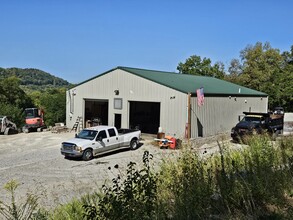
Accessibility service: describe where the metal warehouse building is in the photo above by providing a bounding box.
[66,66,268,138]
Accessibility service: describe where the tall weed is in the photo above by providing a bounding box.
[213,135,290,217]
[0,180,39,220]
[158,147,214,219]
[157,135,293,219]
[83,151,158,220]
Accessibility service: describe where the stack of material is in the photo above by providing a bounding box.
[51,123,68,133]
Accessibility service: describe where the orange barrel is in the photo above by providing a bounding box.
[169,137,176,149]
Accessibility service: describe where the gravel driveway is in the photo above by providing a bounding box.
[0,130,239,211]
[0,131,166,209]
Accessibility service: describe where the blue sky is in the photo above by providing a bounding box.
[0,0,292,83]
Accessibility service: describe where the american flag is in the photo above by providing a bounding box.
[196,87,204,106]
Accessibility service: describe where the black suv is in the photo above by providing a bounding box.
[273,107,284,115]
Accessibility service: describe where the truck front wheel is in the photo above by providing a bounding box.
[130,139,138,150]
[82,149,93,161]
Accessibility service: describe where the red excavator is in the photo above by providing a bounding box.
[22,108,46,133]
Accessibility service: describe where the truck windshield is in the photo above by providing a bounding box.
[242,116,261,124]
[76,130,98,140]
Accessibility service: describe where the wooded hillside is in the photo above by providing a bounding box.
[0,67,72,91]
[0,67,70,127]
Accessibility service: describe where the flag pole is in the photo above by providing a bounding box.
[187,92,191,139]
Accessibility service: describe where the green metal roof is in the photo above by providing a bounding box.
[118,67,267,97]
[75,66,267,97]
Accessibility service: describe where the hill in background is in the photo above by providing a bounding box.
[0,67,73,91]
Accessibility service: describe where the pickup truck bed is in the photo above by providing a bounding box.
[117,128,139,135]
[231,112,284,142]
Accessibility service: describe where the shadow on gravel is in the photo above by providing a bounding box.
[64,156,83,161]
[230,139,239,144]
[93,142,144,160]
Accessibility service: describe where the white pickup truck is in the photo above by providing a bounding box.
[60,126,141,161]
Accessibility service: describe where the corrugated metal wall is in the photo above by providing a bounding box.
[66,69,188,138]
[190,96,268,138]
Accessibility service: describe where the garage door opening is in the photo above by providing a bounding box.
[84,100,108,127]
[129,101,160,134]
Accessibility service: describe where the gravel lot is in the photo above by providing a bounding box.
[1,125,290,211]
[0,131,168,209]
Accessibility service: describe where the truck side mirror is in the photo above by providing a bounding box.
[97,136,103,142]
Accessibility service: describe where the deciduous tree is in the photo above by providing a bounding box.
[0,77,33,127]
[177,55,225,79]
[227,42,288,110]
[38,88,66,126]
[279,46,293,111]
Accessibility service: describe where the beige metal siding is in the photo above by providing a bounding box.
[66,68,268,138]
[66,69,188,138]
[190,96,268,138]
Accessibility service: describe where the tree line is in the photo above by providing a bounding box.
[0,67,70,88]
[0,68,72,128]
[177,42,293,111]
[0,77,68,128]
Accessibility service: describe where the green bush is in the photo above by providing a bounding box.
[157,135,293,219]
[37,88,66,126]
[83,151,158,220]
[212,135,292,218]
[50,198,86,220]
[157,148,214,219]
